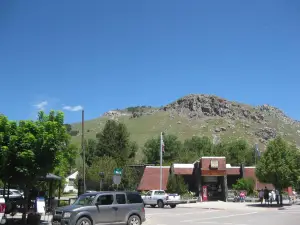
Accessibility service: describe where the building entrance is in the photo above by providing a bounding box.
[202,176,225,201]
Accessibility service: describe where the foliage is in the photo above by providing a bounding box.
[86,156,118,190]
[166,174,188,195]
[255,137,300,191]
[232,178,255,195]
[143,134,182,163]
[82,139,97,167]
[180,136,213,162]
[0,111,70,220]
[95,120,137,166]
[119,166,140,191]
[213,139,255,166]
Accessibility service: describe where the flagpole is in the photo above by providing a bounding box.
[160,132,163,190]
[255,144,258,191]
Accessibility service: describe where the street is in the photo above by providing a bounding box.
[144,204,300,225]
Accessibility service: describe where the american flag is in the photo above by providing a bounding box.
[161,138,165,153]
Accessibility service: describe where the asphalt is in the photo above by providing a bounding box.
[144,203,300,225]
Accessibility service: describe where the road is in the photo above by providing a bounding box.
[144,204,300,225]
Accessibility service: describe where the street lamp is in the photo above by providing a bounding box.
[99,172,105,191]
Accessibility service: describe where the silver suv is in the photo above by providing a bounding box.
[52,191,145,225]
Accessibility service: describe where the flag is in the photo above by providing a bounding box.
[255,144,261,158]
[161,134,165,153]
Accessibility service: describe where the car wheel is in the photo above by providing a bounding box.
[150,204,156,208]
[157,200,164,208]
[127,215,141,225]
[76,217,92,225]
[170,204,176,208]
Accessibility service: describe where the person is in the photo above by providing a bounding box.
[275,189,280,205]
[239,191,246,202]
[264,187,269,206]
[259,189,264,204]
[271,190,276,205]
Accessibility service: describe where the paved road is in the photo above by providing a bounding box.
[144,204,300,225]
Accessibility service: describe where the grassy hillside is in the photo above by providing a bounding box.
[70,94,300,162]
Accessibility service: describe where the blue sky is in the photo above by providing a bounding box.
[1,0,300,123]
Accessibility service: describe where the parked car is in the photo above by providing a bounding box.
[0,196,6,224]
[0,189,23,201]
[141,190,182,208]
[52,191,145,225]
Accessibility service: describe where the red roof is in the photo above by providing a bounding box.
[173,168,193,175]
[137,166,170,191]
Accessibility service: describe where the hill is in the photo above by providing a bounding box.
[70,94,300,162]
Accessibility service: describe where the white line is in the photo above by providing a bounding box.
[181,212,258,223]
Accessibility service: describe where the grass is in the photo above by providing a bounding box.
[71,109,300,163]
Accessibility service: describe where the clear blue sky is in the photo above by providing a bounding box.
[1,0,300,123]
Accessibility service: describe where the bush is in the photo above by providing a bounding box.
[232,178,255,195]
[166,175,188,195]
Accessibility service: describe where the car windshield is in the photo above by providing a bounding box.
[73,195,96,206]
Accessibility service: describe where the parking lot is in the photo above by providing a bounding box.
[144,204,300,225]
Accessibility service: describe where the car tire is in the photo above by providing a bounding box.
[170,204,176,208]
[127,215,141,225]
[76,217,92,225]
[150,204,156,208]
[157,200,164,208]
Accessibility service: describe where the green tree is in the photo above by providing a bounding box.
[86,156,118,190]
[0,111,69,220]
[232,178,255,195]
[213,139,254,166]
[143,134,182,163]
[255,137,300,205]
[166,174,188,195]
[82,139,97,167]
[95,120,137,166]
[181,136,213,162]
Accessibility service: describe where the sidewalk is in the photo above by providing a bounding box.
[178,200,296,211]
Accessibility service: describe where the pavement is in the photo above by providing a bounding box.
[144,203,300,225]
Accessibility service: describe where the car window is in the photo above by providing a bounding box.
[116,194,126,204]
[97,194,114,205]
[126,193,143,204]
[146,191,151,196]
[73,195,96,206]
[154,191,165,195]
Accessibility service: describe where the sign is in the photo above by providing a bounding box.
[210,160,219,169]
[114,168,122,175]
[113,174,121,185]
[202,186,208,201]
[36,197,45,214]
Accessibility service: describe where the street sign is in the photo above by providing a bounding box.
[113,174,121,185]
[114,168,122,175]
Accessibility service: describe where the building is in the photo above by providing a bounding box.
[63,171,78,193]
[138,156,274,201]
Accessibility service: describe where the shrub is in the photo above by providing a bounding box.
[232,178,255,195]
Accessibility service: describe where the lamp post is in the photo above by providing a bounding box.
[99,172,105,191]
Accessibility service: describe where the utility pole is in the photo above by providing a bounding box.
[82,110,86,193]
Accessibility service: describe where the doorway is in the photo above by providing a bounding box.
[202,176,224,201]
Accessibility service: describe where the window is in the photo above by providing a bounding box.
[154,191,165,195]
[68,178,75,186]
[145,191,151,196]
[126,193,143,204]
[97,195,114,205]
[116,194,126,204]
[73,195,96,206]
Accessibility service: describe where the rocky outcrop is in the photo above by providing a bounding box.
[255,127,277,140]
[164,94,265,122]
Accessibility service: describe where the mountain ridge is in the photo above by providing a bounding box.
[70,94,300,161]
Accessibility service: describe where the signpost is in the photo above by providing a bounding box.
[113,168,122,190]
[114,168,122,175]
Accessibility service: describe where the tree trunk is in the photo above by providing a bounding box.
[22,187,29,224]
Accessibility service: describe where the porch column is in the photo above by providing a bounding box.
[223,175,228,202]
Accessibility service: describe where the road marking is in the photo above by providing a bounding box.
[147,210,218,216]
[181,212,258,223]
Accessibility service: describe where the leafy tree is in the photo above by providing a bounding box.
[82,139,97,167]
[255,137,300,205]
[95,120,137,166]
[143,134,182,163]
[86,156,118,190]
[213,139,254,166]
[232,178,255,195]
[166,174,188,195]
[0,111,69,220]
[181,136,213,162]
